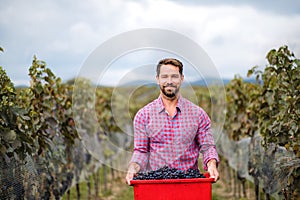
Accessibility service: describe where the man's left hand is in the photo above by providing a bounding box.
[207,159,219,182]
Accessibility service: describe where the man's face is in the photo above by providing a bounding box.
[156,64,184,99]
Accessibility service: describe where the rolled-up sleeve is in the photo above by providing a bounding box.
[197,112,219,171]
[129,110,149,171]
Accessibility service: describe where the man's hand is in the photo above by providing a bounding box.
[126,162,141,185]
[207,159,219,182]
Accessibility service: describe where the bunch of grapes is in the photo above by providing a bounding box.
[133,166,206,180]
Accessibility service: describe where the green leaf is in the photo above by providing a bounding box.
[0,144,7,154]
[19,115,31,121]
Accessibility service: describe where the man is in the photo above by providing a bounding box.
[126,58,219,184]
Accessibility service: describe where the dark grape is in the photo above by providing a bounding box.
[133,166,206,180]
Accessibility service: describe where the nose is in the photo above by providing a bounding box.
[167,77,173,84]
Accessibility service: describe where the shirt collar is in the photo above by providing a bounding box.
[157,95,183,113]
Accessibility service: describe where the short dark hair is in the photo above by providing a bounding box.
[156,58,183,76]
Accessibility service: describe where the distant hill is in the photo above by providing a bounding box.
[15,85,29,89]
[107,77,257,87]
[189,77,256,86]
[14,77,257,88]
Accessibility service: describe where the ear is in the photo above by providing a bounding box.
[181,74,184,82]
[156,75,159,85]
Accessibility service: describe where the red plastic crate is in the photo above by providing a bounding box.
[130,174,214,200]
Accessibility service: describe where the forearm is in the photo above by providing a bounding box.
[130,150,149,171]
[198,121,219,170]
[128,162,141,174]
[131,111,150,171]
[207,158,217,168]
[202,146,219,170]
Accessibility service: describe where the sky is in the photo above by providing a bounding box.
[0,0,300,86]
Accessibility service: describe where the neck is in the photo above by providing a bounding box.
[160,93,180,117]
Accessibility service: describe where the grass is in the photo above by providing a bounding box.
[61,181,90,200]
[62,166,116,200]
[212,183,227,200]
[112,186,134,200]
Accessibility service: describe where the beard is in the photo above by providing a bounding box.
[160,84,180,99]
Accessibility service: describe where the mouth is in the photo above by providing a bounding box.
[164,85,176,89]
[164,87,175,92]
[165,86,175,89]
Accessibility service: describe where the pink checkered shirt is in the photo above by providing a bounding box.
[130,95,219,172]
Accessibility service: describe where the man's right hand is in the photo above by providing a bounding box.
[126,162,141,185]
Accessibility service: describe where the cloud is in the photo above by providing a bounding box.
[0,0,299,86]
[176,0,300,15]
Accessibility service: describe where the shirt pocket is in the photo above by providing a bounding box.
[147,122,165,144]
[178,122,198,145]
[147,116,165,143]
